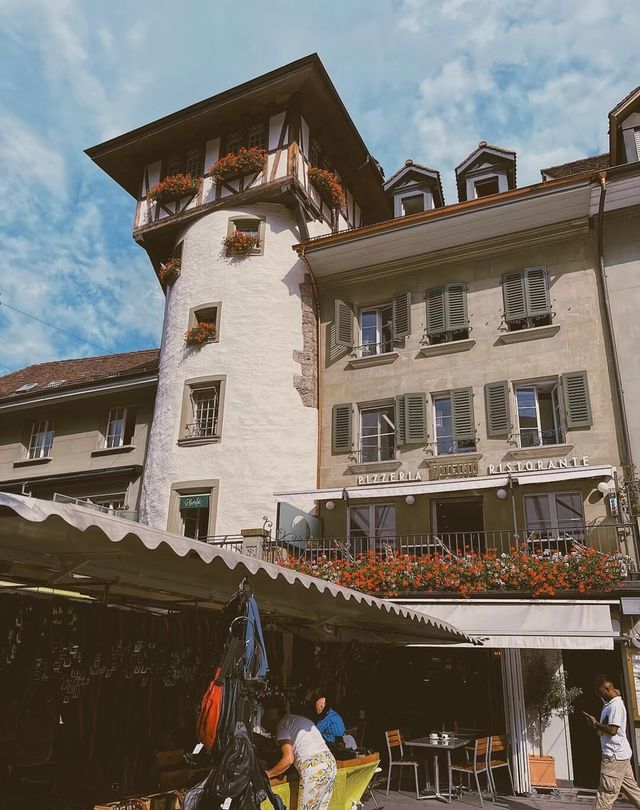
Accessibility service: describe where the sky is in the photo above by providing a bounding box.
[0,0,638,375]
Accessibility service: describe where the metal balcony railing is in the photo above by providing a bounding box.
[264,524,640,567]
[184,421,218,439]
[352,443,397,464]
[516,428,565,448]
[52,493,138,522]
[355,340,395,358]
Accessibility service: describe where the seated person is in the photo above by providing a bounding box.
[312,694,346,745]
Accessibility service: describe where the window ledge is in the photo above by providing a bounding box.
[504,443,573,460]
[177,436,221,447]
[418,339,475,358]
[91,445,136,457]
[348,352,399,369]
[497,325,560,344]
[347,460,402,475]
[423,452,482,465]
[13,457,53,468]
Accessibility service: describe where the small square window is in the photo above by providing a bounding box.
[401,194,425,216]
[28,419,54,459]
[226,131,243,154]
[226,218,265,255]
[178,492,211,540]
[104,408,136,449]
[247,123,266,150]
[474,177,500,198]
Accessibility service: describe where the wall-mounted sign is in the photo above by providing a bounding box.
[357,470,423,486]
[430,460,479,480]
[179,494,210,510]
[488,456,590,475]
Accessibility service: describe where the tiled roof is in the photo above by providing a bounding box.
[384,160,441,187]
[609,84,640,118]
[0,349,160,402]
[541,153,610,180]
[455,142,516,172]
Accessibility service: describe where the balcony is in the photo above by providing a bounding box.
[516,428,565,448]
[183,421,218,440]
[263,525,640,596]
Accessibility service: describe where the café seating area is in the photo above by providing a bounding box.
[385,729,514,805]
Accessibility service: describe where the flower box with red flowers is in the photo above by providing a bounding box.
[308,167,345,209]
[210,147,267,182]
[184,322,217,347]
[147,174,199,205]
[157,257,181,286]
[223,231,257,256]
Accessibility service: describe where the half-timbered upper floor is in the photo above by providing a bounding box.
[86,54,390,265]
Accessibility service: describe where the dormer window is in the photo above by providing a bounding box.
[474,177,500,198]
[384,160,444,218]
[400,193,427,216]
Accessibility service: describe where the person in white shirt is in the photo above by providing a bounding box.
[264,700,337,810]
[583,675,640,810]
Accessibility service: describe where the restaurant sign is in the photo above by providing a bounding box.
[430,460,479,480]
[488,456,590,474]
[179,494,210,510]
[357,470,423,486]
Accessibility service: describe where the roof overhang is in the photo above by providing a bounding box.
[0,493,471,646]
[85,54,388,217]
[296,173,594,280]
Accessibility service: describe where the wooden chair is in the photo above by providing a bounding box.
[449,735,493,807]
[488,735,514,796]
[385,729,420,800]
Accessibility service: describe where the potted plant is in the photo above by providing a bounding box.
[308,167,345,209]
[223,231,257,256]
[210,147,267,182]
[184,322,217,347]
[523,651,581,786]
[157,257,181,287]
[147,174,199,204]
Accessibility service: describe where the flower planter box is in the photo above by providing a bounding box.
[528,754,556,787]
[223,232,257,256]
[210,147,267,182]
[158,258,181,287]
[185,322,217,347]
[147,174,199,205]
[308,166,345,208]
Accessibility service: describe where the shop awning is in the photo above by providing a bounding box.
[0,492,471,646]
[275,464,614,502]
[398,600,617,650]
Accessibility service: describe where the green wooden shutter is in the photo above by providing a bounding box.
[485,380,510,437]
[393,291,411,339]
[451,387,475,442]
[561,371,592,428]
[334,300,353,348]
[503,271,527,322]
[426,287,446,335]
[394,395,406,445]
[332,403,352,452]
[395,393,426,444]
[445,283,468,331]
[525,266,550,316]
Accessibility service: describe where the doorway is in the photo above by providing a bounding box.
[433,497,485,553]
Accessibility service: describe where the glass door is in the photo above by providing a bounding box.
[348,504,396,554]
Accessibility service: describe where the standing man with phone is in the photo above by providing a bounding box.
[584,675,640,810]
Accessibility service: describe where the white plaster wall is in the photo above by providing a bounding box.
[139,203,318,535]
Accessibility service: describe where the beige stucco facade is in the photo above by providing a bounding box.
[315,223,622,548]
[0,383,156,513]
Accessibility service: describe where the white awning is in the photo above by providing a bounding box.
[398,600,617,650]
[0,492,470,647]
[275,465,614,502]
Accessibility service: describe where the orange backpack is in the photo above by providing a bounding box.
[196,666,224,751]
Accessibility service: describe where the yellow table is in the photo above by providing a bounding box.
[263,754,380,810]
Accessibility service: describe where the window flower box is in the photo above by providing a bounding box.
[210,147,267,182]
[223,231,257,256]
[157,257,181,286]
[147,174,199,204]
[184,322,217,347]
[308,167,345,208]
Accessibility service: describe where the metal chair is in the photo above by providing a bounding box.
[449,735,494,807]
[385,729,420,800]
[488,735,514,796]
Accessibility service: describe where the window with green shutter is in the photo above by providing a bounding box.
[485,380,510,437]
[426,283,469,344]
[433,389,476,455]
[334,300,353,348]
[395,392,427,445]
[502,267,552,331]
[561,371,592,429]
[332,403,353,453]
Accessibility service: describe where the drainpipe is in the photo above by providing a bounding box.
[595,172,634,470]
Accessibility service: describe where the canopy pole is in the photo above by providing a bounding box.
[501,649,531,795]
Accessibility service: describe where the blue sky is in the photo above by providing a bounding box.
[0,0,638,375]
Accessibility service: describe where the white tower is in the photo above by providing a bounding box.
[86,55,389,540]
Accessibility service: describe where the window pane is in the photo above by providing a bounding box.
[185,147,203,178]
[555,493,584,531]
[106,408,126,448]
[165,154,184,177]
[227,131,242,154]
[374,504,396,537]
[401,194,425,215]
[360,310,378,354]
[475,177,499,197]
[380,304,394,352]
[524,495,553,533]
[349,506,372,538]
[28,420,54,459]
[181,506,210,540]
[247,124,265,149]
[434,398,454,455]
[360,406,395,462]
[191,387,219,437]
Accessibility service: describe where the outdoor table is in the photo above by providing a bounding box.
[405,736,470,803]
[264,753,380,810]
